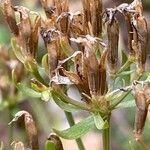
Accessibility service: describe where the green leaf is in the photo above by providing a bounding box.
[24,58,48,86]
[42,54,49,73]
[53,116,95,139]
[60,37,74,56]
[93,113,109,130]
[116,100,135,109]
[41,90,50,101]
[117,70,134,77]
[17,83,42,98]
[11,37,25,63]
[45,141,56,150]
[52,94,81,112]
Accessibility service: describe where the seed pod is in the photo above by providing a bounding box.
[134,91,148,141]
[47,133,63,150]
[4,0,19,36]
[9,111,39,150]
[99,50,108,95]
[15,6,31,56]
[132,0,148,70]
[84,47,100,97]
[53,0,69,15]
[29,16,41,58]
[90,0,102,37]
[40,28,60,78]
[81,0,91,34]
[107,18,119,73]
[57,12,69,34]
[132,83,149,141]
[124,12,134,55]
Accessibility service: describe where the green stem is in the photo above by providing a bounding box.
[117,60,132,74]
[8,107,13,149]
[102,115,111,150]
[64,111,85,150]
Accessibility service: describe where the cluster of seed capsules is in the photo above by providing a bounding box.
[3,0,149,143]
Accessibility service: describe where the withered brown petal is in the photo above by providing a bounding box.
[9,111,39,150]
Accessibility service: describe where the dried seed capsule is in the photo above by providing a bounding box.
[124,12,134,55]
[90,0,102,37]
[107,18,119,73]
[84,49,100,97]
[29,16,41,58]
[99,50,108,95]
[4,0,19,36]
[81,0,91,34]
[134,91,148,141]
[132,0,148,70]
[132,83,149,141]
[132,14,148,70]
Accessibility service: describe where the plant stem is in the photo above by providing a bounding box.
[102,115,111,150]
[8,107,13,149]
[64,111,85,150]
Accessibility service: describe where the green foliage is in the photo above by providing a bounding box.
[53,116,95,139]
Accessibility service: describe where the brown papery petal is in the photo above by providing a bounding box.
[9,111,39,150]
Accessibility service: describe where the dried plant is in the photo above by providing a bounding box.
[1,0,150,149]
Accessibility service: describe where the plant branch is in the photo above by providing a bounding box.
[64,111,85,150]
[102,115,111,150]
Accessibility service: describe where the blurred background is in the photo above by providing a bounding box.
[0,0,150,150]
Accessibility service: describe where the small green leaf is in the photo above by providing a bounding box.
[117,70,134,77]
[53,116,95,139]
[60,37,74,56]
[116,100,135,109]
[52,94,81,112]
[17,83,42,98]
[24,58,48,86]
[45,141,56,150]
[42,54,49,73]
[93,113,109,130]
[11,38,25,63]
[41,90,50,101]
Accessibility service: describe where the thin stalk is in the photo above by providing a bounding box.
[102,115,111,150]
[8,106,13,149]
[64,111,85,150]
[117,59,132,74]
